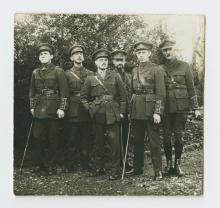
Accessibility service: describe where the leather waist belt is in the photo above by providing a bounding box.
[70,92,80,96]
[134,88,155,95]
[36,89,58,96]
[167,84,187,89]
[96,95,113,101]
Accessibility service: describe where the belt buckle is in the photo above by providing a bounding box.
[41,89,46,94]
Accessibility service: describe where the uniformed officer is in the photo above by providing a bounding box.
[29,43,69,175]
[80,48,126,180]
[159,40,201,176]
[64,45,94,173]
[127,41,166,180]
[111,50,132,171]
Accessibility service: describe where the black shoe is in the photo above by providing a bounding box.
[164,166,175,176]
[89,168,105,177]
[154,171,163,181]
[81,164,93,172]
[32,166,46,174]
[32,166,41,173]
[63,166,75,173]
[126,168,143,176]
[47,167,56,176]
[109,174,119,181]
[125,164,133,171]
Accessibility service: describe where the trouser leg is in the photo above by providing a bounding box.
[146,121,162,174]
[64,122,81,170]
[47,119,60,169]
[132,120,145,172]
[93,122,105,171]
[79,122,91,170]
[106,123,120,176]
[32,119,48,169]
[163,115,173,167]
[173,114,187,166]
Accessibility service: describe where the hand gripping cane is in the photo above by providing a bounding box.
[121,121,131,180]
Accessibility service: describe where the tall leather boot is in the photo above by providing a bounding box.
[165,159,174,175]
[163,137,173,175]
[174,158,184,177]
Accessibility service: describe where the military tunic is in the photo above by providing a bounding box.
[130,62,166,174]
[63,66,93,170]
[162,58,199,165]
[81,69,126,175]
[29,63,69,170]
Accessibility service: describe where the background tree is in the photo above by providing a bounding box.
[14,13,203,154]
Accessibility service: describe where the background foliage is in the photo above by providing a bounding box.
[14,14,204,151]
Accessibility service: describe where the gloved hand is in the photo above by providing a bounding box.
[120,113,124,119]
[194,109,201,119]
[57,109,65,118]
[153,113,161,124]
[30,109,34,116]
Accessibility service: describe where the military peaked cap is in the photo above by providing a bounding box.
[69,45,84,57]
[37,43,54,55]
[134,41,153,51]
[111,49,127,58]
[92,48,110,60]
[159,40,176,50]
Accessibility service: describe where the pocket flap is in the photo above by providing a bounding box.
[175,89,188,98]
[47,94,59,99]
[145,94,156,101]
[91,80,99,86]
[173,71,185,76]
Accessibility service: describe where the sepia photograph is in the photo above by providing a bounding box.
[13,13,205,196]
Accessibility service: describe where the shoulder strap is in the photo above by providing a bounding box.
[95,76,108,93]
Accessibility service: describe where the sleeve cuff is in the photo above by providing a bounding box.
[59,98,68,110]
[154,100,164,115]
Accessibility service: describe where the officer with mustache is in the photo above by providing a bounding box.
[64,45,93,173]
[81,49,126,180]
[159,40,201,176]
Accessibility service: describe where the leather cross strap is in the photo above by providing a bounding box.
[70,71,83,83]
[95,76,106,90]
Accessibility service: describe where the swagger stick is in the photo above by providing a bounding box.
[19,120,33,172]
[121,122,131,180]
[120,123,125,164]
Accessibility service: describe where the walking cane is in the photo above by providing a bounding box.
[121,121,131,180]
[120,123,125,164]
[19,120,33,172]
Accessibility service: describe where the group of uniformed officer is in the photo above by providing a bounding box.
[29,39,200,180]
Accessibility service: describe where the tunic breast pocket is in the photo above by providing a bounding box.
[145,94,156,116]
[173,72,186,85]
[69,79,81,91]
[35,79,44,88]
[105,82,115,94]
[45,79,57,88]
[46,94,60,115]
[91,81,102,96]
[174,89,189,111]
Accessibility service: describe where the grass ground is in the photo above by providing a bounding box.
[14,148,203,196]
